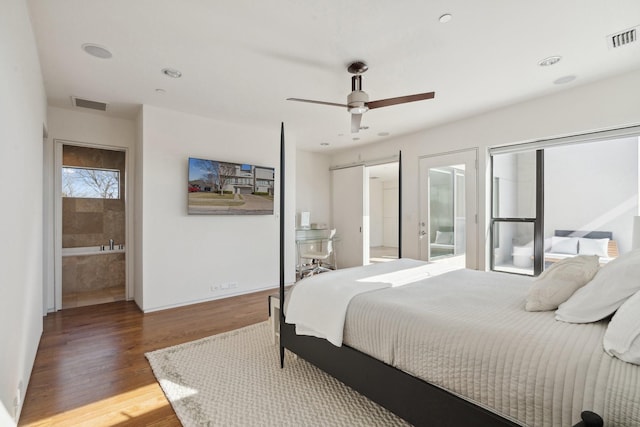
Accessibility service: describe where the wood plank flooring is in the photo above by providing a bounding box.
[19,288,276,426]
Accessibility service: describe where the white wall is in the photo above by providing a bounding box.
[0,1,47,423]
[330,69,640,269]
[545,137,639,253]
[45,107,137,310]
[295,149,330,227]
[139,106,295,312]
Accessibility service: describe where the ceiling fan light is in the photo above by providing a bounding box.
[349,106,369,114]
[348,90,369,114]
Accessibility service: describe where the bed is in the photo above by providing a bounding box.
[276,126,638,426]
[280,258,640,426]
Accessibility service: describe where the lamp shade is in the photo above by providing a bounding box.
[633,216,640,251]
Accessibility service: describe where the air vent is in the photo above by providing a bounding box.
[71,96,108,111]
[608,26,638,49]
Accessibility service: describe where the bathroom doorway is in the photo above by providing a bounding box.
[54,141,127,309]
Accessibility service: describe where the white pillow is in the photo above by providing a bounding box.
[525,255,599,312]
[550,236,579,254]
[434,231,453,244]
[556,249,640,323]
[603,290,640,365]
[579,238,609,257]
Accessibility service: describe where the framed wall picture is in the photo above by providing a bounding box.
[188,157,274,215]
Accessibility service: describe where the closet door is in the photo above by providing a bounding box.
[331,166,367,268]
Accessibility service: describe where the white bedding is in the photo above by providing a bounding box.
[285,259,640,426]
[285,258,459,346]
[343,268,639,427]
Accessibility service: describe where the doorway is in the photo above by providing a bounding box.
[419,150,478,269]
[367,162,399,263]
[54,141,128,310]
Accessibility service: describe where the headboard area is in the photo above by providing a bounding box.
[555,230,613,240]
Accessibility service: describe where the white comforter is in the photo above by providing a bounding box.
[285,258,459,346]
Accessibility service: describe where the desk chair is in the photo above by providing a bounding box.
[299,229,336,277]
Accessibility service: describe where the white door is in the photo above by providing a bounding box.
[331,166,368,268]
[419,150,478,269]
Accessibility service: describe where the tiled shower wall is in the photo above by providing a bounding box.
[62,145,125,248]
[62,145,126,296]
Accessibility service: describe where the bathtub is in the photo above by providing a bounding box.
[62,245,125,257]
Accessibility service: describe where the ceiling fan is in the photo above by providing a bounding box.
[287,61,435,133]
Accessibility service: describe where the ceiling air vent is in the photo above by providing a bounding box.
[608,26,638,49]
[71,96,108,111]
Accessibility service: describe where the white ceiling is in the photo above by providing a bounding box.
[27,1,640,152]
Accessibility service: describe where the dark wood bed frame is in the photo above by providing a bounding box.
[276,123,603,427]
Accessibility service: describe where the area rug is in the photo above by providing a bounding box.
[146,321,408,426]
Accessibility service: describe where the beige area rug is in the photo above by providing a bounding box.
[146,321,408,426]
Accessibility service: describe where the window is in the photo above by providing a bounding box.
[490,150,544,276]
[62,166,120,199]
[490,127,640,276]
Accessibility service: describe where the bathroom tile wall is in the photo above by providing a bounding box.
[62,145,125,248]
[62,253,125,292]
[62,145,126,303]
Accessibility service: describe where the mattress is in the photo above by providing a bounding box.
[341,268,640,427]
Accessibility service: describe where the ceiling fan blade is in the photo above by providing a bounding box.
[286,98,347,108]
[367,92,435,110]
[351,113,362,133]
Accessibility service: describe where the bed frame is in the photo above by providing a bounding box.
[277,124,603,427]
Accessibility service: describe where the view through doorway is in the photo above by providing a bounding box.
[368,162,399,263]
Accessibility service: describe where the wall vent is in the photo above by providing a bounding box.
[71,96,108,111]
[608,26,638,49]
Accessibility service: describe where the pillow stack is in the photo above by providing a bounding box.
[525,249,640,366]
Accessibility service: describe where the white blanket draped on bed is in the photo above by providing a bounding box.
[285,258,459,346]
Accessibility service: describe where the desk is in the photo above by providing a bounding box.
[295,228,336,279]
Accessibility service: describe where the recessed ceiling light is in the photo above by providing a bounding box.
[162,68,182,78]
[439,14,452,23]
[538,56,562,67]
[377,132,390,137]
[155,88,166,94]
[554,75,577,85]
[320,142,329,146]
[81,43,112,59]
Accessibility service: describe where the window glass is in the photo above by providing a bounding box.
[62,166,120,199]
[492,151,536,218]
[492,221,534,275]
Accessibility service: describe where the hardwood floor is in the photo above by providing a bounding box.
[19,288,276,426]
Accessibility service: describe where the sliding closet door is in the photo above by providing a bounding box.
[331,166,367,268]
